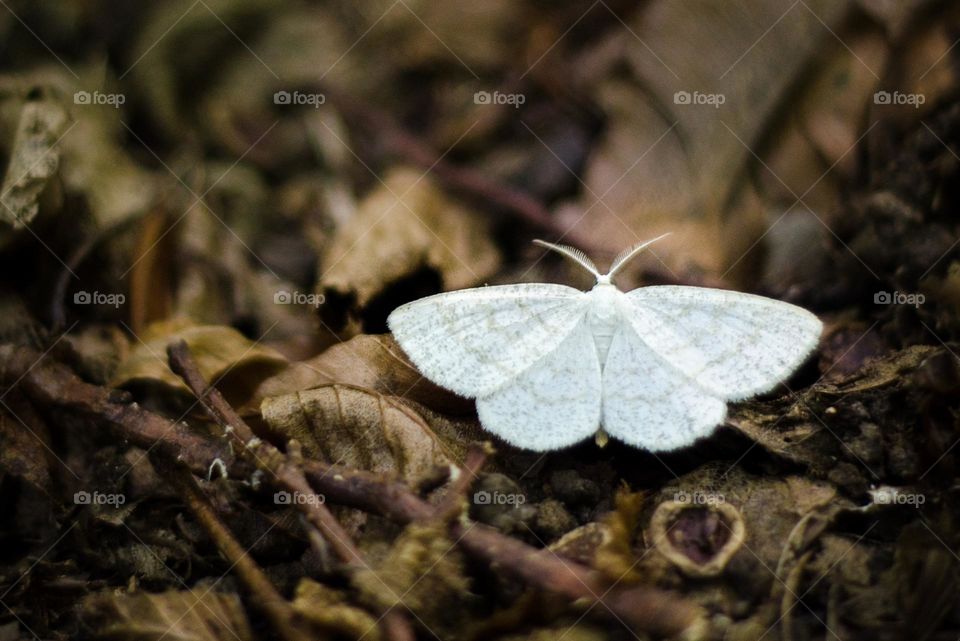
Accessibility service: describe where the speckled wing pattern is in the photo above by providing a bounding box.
[387,283,588,399]
[601,323,727,451]
[623,286,823,401]
[389,279,822,452]
[477,318,601,449]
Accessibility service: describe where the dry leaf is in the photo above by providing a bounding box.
[202,7,372,156]
[592,487,645,584]
[318,167,501,334]
[84,589,253,641]
[352,522,469,631]
[291,579,382,641]
[729,344,936,476]
[260,384,453,480]
[763,29,888,213]
[550,522,612,567]
[562,0,911,288]
[112,320,287,405]
[250,333,469,415]
[0,97,67,233]
[61,74,155,229]
[369,0,525,71]
[128,0,282,138]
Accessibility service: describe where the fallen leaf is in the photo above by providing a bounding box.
[352,522,469,632]
[0,96,67,234]
[249,333,470,415]
[84,589,253,641]
[291,579,382,641]
[61,73,155,229]
[369,0,525,71]
[201,7,373,166]
[127,0,282,139]
[260,384,454,480]
[728,344,936,477]
[318,167,501,334]
[550,522,612,567]
[560,0,910,289]
[111,320,287,406]
[592,487,645,584]
[877,522,957,638]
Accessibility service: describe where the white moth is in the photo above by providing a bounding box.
[387,235,823,452]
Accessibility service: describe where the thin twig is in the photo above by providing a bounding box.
[165,463,313,641]
[166,340,415,641]
[161,339,708,636]
[168,341,365,566]
[2,342,707,638]
[0,345,233,473]
[432,442,492,521]
[452,522,705,638]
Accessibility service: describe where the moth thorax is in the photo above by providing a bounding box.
[588,283,619,319]
[588,285,621,363]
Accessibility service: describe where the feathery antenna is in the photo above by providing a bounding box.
[533,233,671,282]
[533,239,600,278]
[607,233,672,278]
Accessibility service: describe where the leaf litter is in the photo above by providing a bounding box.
[0,2,959,640]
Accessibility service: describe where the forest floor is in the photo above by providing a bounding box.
[1,2,960,640]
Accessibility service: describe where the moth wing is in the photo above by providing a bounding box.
[387,283,587,398]
[476,318,601,450]
[601,322,727,451]
[625,286,823,400]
